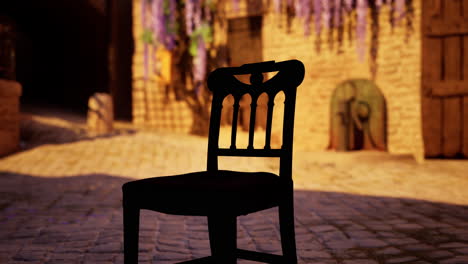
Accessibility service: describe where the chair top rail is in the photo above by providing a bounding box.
[207,60,304,100]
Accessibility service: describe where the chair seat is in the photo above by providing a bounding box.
[122,170,286,216]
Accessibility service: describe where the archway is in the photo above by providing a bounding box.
[329,79,387,151]
[1,0,134,120]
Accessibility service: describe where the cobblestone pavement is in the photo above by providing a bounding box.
[1,110,468,264]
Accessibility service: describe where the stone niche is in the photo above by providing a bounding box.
[0,79,22,156]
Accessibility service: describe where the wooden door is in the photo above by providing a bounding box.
[422,0,468,158]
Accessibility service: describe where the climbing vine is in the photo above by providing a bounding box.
[139,0,413,134]
[141,0,412,80]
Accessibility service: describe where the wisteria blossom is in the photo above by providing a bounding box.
[313,0,322,35]
[322,0,330,29]
[356,0,368,61]
[141,0,410,81]
[376,0,384,8]
[232,0,240,12]
[344,0,353,12]
[274,0,282,13]
[395,0,406,24]
[333,0,342,27]
[193,36,207,92]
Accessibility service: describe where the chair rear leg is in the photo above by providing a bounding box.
[208,215,237,264]
[279,197,297,264]
[124,206,140,264]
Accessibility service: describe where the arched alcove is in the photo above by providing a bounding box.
[0,0,134,119]
[329,79,387,151]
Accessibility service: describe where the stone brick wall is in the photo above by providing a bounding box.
[131,0,424,161]
[260,1,423,161]
[132,0,193,133]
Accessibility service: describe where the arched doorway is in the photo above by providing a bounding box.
[0,0,132,117]
[329,79,387,151]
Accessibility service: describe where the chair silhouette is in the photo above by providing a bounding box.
[122,60,305,263]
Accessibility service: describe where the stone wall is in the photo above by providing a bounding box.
[132,0,193,133]
[260,1,423,161]
[131,0,424,161]
[0,79,21,156]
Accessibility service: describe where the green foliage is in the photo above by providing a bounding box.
[189,23,213,56]
[163,0,170,15]
[204,0,216,11]
[141,28,154,44]
[167,21,179,35]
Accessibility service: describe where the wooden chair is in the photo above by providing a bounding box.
[122,59,305,263]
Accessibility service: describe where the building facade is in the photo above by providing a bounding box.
[132,0,458,162]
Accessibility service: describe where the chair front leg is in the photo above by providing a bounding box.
[124,205,140,264]
[279,196,297,264]
[208,215,237,264]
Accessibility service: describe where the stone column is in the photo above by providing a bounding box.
[87,93,114,135]
[0,79,22,156]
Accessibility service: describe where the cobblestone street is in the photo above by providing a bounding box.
[1,110,468,264]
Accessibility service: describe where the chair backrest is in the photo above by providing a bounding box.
[206,60,305,179]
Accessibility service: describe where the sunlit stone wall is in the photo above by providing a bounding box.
[132,0,423,161]
[132,0,193,133]
[261,1,423,161]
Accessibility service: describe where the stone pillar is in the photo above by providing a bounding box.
[87,93,114,135]
[0,79,21,156]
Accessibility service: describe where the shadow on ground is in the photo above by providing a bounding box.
[19,115,136,150]
[1,171,468,263]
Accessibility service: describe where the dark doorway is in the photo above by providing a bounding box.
[0,0,109,114]
[109,0,133,120]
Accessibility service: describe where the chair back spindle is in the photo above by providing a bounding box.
[230,97,240,150]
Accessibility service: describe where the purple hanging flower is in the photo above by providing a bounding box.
[165,0,177,50]
[313,0,322,35]
[356,0,367,61]
[151,0,164,46]
[376,0,384,8]
[294,0,302,17]
[142,0,147,31]
[193,36,207,93]
[274,0,282,13]
[205,1,212,23]
[305,1,312,36]
[294,0,312,36]
[185,0,211,91]
[333,0,342,27]
[232,0,240,12]
[395,0,405,24]
[185,0,195,35]
[344,0,353,12]
[194,0,202,30]
[322,0,330,29]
